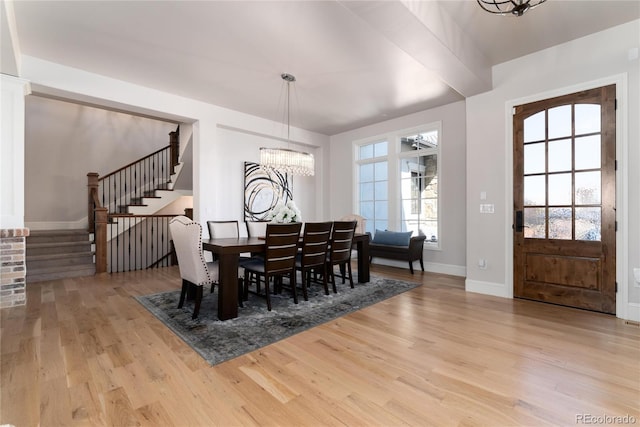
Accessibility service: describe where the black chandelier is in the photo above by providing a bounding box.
[476,0,547,17]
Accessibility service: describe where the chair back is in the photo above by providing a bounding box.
[169,216,212,287]
[340,214,366,234]
[246,221,269,238]
[207,220,239,239]
[329,220,357,264]
[300,222,333,268]
[264,222,302,275]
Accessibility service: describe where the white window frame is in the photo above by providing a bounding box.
[354,122,442,250]
[397,123,442,249]
[354,138,389,234]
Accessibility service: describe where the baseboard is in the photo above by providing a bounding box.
[370,258,466,277]
[25,219,88,230]
[624,303,640,322]
[465,279,510,298]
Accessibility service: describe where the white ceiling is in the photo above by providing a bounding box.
[6,0,640,135]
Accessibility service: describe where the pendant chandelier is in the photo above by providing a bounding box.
[476,0,547,16]
[260,73,315,176]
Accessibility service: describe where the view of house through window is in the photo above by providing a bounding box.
[400,130,439,242]
[356,124,440,245]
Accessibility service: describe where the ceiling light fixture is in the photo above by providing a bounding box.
[260,73,315,176]
[476,0,547,17]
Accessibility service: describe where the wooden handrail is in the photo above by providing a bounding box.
[99,145,170,181]
[108,214,178,218]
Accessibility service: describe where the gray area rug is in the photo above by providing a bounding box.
[135,274,420,366]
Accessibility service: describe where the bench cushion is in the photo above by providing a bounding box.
[372,229,413,247]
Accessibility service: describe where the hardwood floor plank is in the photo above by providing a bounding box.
[1,265,638,426]
[39,376,73,426]
[68,381,106,426]
[135,401,176,427]
[102,386,140,427]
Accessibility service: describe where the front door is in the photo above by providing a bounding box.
[513,85,616,314]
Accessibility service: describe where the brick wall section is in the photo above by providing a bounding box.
[1,228,30,308]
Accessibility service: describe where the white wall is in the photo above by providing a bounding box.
[329,101,467,276]
[24,95,176,227]
[19,56,329,239]
[465,20,640,321]
[0,74,30,229]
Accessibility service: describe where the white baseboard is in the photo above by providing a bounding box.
[370,258,466,277]
[624,303,640,322]
[25,219,89,230]
[465,279,510,299]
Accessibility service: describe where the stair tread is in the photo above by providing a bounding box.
[27,263,96,274]
[27,252,94,261]
[27,241,91,248]
[28,229,88,235]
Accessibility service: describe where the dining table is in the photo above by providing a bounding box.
[202,232,371,320]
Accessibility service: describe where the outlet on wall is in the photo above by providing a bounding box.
[634,268,640,286]
[478,259,487,270]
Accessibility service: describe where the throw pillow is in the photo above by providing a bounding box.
[372,229,413,246]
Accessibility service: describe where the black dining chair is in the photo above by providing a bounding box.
[326,220,357,292]
[295,221,333,299]
[242,222,302,311]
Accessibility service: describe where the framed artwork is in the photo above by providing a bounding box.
[244,162,292,221]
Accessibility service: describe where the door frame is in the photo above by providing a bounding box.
[504,73,630,319]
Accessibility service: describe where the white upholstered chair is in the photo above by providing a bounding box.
[340,214,366,234]
[245,220,269,238]
[207,220,240,240]
[169,216,219,319]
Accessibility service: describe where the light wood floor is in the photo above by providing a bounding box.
[2,265,639,426]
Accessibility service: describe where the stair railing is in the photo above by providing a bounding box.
[88,127,180,273]
[107,214,175,273]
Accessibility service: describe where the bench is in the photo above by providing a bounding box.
[368,230,426,274]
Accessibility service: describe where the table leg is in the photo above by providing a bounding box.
[356,237,370,283]
[217,253,239,320]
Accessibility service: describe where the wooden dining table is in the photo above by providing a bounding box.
[202,233,371,320]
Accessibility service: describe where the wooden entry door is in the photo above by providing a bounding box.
[513,85,616,314]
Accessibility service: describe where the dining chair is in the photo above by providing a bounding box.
[242,222,302,311]
[207,220,240,240]
[206,219,250,305]
[326,220,358,292]
[245,220,269,238]
[206,220,240,263]
[169,215,218,319]
[340,214,366,234]
[340,214,367,257]
[295,221,333,300]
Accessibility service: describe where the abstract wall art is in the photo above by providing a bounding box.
[244,162,292,221]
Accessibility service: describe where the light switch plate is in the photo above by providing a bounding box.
[480,204,494,214]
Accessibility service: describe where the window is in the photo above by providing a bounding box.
[355,124,441,246]
[399,130,439,241]
[357,141,388,233]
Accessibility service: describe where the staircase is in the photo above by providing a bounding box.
[25,126,187,279]
[26,230,96,282]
